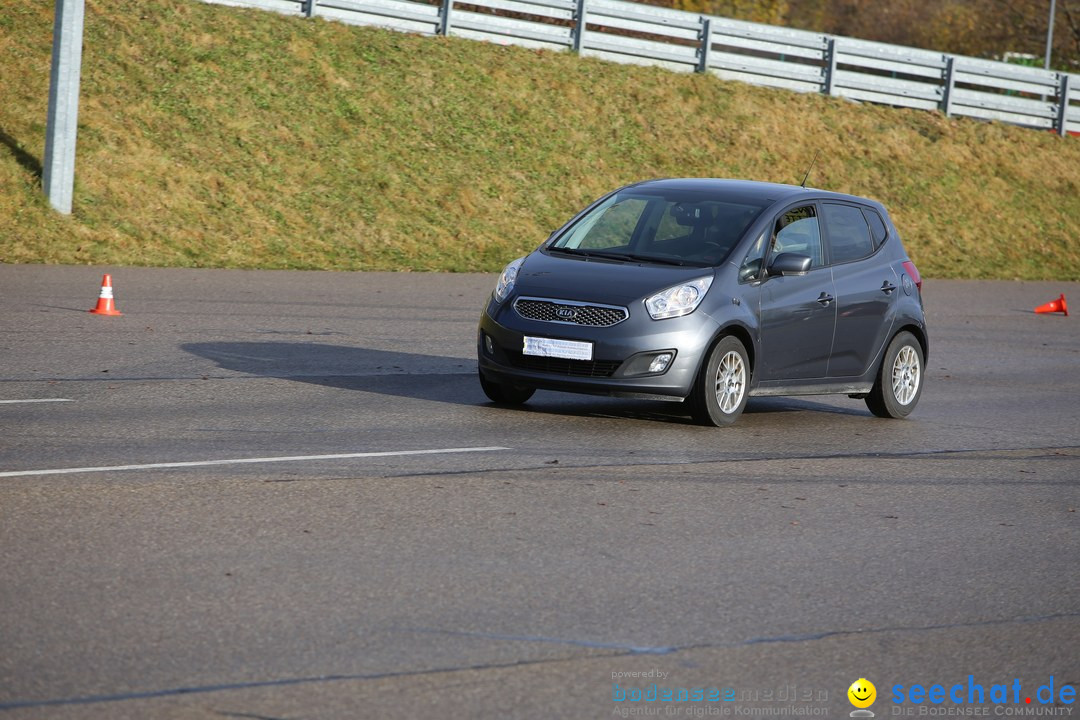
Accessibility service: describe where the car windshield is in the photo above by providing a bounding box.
[548,190,769,267]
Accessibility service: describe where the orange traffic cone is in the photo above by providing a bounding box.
[1034,293,1068,316]
[89,274,122,316]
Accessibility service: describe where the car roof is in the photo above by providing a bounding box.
[625,178,882,209]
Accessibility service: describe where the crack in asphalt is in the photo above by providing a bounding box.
[395,627,678,654]
[2,612,1077,712]
[0,372,477,383]
[216,712,296,720]
[385,445,1080,480]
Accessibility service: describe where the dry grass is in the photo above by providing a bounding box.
[1,0,1079,278]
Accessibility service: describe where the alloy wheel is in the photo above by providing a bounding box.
[891,345,920,406]
[714,350,746,414]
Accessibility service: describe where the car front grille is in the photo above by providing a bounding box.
[507,352,622,378]
[514,297,628,328]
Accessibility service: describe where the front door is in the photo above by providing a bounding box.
[755,204,836,381]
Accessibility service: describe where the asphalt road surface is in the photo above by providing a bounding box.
[1,265,1078,720]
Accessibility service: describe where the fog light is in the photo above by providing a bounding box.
[484,334,495,355]
[648,353,673,374]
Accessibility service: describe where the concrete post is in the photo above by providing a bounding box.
[43,0,86,215]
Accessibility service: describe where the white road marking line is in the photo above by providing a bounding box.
[0,399,75,404]
[0,446,511,478]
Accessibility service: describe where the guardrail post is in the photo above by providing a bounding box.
[697,17,712,74]
[304,0,317,17]
[572,0,587,52]
[439,0,453,35]
[823,38,837,96]
[941,56,956,116]
[1057,74,1072,137]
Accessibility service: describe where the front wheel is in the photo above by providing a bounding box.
[479,371,535,405]
[865,331,924,418]
[688,336,750,426]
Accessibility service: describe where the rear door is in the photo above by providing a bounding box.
[821,203,897,378]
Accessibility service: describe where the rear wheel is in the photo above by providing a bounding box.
[688,336,749,426]
[479,371,535,405]
[865,331,923,418]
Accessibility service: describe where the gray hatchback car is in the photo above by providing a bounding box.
[477,178,927,425]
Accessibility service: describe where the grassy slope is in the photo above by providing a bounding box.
[1,0,1079,278]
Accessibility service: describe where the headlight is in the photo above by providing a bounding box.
[494,257,524,303]
[645,276,713,320]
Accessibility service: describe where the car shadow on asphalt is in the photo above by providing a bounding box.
[182,341,478,404]
[183,341,869,423]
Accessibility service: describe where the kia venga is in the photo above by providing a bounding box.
[477,178,927,426]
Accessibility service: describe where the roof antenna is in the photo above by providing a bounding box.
[800,150,821,188]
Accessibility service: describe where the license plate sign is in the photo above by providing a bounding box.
[523,336,593,361]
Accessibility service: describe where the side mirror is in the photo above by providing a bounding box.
[767,252,812,277]
[738,258,763,282]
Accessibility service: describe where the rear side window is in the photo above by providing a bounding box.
[823,203,874,264]
[861,208,888,248]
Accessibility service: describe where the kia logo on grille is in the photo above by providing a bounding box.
[554,307,578,320]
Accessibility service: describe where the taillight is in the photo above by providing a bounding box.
[902,260,922,292]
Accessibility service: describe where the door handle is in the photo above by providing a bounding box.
[816,292,834,306]
[881,281,897,294]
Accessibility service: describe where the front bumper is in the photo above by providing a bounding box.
[477,296,718,399]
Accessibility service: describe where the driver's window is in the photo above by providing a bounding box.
[772,206,822,267]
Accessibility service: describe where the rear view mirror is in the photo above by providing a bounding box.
[767,252,811,277]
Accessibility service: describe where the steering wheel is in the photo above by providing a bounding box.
[700,240,727,259]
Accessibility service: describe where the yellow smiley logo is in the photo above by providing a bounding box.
[848,678,877,709]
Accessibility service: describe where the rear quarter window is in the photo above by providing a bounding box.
[861,208,889,249]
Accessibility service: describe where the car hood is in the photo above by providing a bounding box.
[515,251,716,306]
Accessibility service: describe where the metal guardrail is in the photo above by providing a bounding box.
[202,0,1079,136]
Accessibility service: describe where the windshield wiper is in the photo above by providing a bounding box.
[546,247,635,262]
[547,247,699,267]
[622,253,689,266]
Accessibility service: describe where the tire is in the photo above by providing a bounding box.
[865,331,924,419]
[688,336,750,426]
[479,370,535,405]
